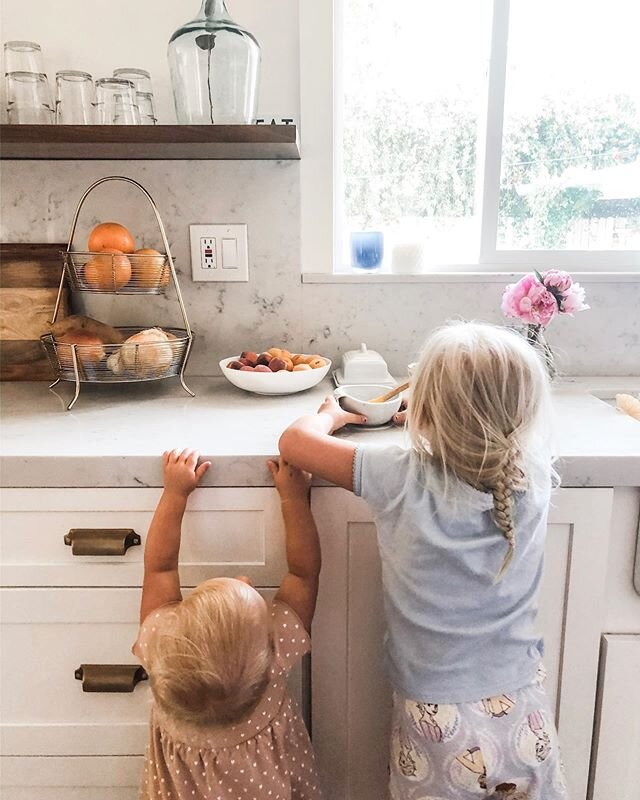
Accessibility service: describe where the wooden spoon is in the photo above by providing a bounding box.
[369,381,410,403]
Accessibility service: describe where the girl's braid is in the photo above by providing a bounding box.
[491,440,525,582]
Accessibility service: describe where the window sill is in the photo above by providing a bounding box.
[302,271,640,284]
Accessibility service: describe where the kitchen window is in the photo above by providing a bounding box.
[300,0,640,276]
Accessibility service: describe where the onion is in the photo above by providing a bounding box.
[107,328,174,378]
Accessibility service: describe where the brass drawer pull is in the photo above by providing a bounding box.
[74,664,148,693]
[64,528,141,556]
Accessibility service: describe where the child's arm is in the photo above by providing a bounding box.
[270,457,321,632]
[278,396,365,491]
[139,449,211,623]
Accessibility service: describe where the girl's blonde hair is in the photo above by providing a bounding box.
[408,322,551,581]
[146,578,272,726]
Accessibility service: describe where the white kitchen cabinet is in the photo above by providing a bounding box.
[589,635,640,799]
[310,487,614,800]
[0,488,287,587]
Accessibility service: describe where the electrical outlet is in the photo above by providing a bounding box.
[190,224,249,282]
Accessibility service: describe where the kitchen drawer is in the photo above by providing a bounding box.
[0,488,287,587]
[0,756,142,800]
[0,588,308,759]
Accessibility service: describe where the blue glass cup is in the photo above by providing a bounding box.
[350,231,384,272]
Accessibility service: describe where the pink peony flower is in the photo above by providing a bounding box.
[543,269,573,293]
[501,274,558,326]
[561,282,589,315]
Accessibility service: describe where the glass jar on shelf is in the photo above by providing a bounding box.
[167,0,261,124]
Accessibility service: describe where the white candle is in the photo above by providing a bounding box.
[391,242,424,274]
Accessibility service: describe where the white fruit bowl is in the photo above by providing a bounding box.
[219,356,332,396]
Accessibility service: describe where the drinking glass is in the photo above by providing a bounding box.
[3,41,44,73]
[6,71,54,123]
[94,78,140,124]
[113,67,152,93]
[350,231,385,273]
[135,91,157,124]
[55,70,94,124]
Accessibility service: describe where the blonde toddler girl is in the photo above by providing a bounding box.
[134,449,323,799]
[279,322,567,799]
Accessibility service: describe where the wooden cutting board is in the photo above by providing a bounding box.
[0,243,69,380]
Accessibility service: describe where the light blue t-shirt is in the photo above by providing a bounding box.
[353,445,552,704]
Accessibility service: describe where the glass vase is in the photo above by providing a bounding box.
[167,0,261,124]
[526,324,557,380]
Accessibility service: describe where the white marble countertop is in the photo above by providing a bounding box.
[1,377,639,488]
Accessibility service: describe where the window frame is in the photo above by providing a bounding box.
[299,0,640,276]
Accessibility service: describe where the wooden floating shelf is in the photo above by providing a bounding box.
[0,124,300,161]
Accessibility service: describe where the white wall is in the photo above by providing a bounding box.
[0,0,300,123]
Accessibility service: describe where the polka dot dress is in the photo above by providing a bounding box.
[135,601,323,800]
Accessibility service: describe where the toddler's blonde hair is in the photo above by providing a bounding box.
[408,322,551,581]
[146,578,272,726]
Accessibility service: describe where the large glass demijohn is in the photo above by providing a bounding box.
[168,0,261,124]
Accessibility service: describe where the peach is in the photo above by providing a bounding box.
[241,351,258,365]
[269,358,287,372]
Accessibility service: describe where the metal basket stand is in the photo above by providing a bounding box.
[46,176,195,410]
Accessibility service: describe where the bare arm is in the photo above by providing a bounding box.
[279,396,366,491]
[140,449,211,622]
[270,458,321,631]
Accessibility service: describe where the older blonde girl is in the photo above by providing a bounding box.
[135,450,323,799]
[279,322,567,799]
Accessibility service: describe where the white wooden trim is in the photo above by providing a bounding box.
[548,488,614,800]
[0,756,144,788]
[302,270,640,284]
[299,0,335,274]
[478,0,510,261]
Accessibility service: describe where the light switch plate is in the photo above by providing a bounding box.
[189,224,249,282]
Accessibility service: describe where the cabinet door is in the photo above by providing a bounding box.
[0,488,286,587]
[589,635,640,799]
[310,487,613,800]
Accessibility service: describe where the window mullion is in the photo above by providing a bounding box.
[478,0,510,264]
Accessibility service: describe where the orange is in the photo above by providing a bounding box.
[88,222,135,254]
[83,249,132,290]
[131,248,170,289]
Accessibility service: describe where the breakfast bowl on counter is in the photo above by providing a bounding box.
[220,348,331,396]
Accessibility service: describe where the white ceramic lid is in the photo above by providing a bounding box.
[341,343,392,383]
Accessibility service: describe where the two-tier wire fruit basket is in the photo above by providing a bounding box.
[41,176,195,410]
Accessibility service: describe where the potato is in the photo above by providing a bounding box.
[282,357,294,371]
[267,347,283,358]
[256,352,273,366]
[50,314,125,344]
[228,360,244,370]
[240,365,255,371]
[293,363,312,372]
[254,364,271,373]
[308,357,327,369]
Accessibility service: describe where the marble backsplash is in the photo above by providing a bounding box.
[1,159,638,377]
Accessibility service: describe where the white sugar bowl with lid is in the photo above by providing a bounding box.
[335,343,394,386]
